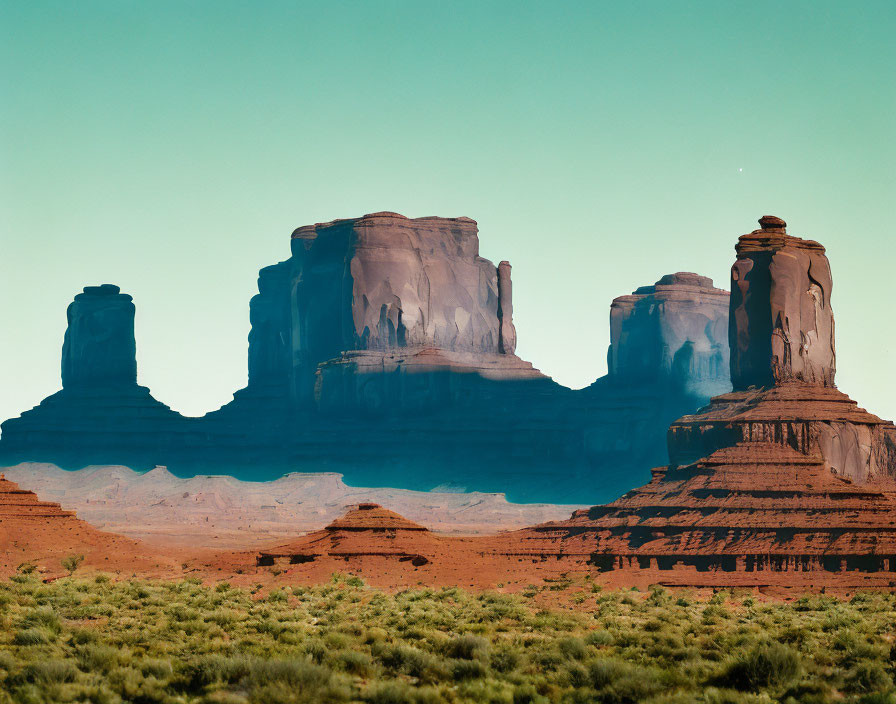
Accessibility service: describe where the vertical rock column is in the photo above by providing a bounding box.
[729,215,836,390]
[497,261,516,355]
[61,284,138,389]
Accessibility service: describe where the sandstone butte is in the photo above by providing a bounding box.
[0,212,731,504]
[251,216,896,591]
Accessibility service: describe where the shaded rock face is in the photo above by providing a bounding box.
[608,272,730,399]
[730,216,836,390]
[0,212,735,504]
[0,286,184,469]
[62,285,137,389]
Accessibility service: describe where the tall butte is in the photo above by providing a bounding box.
[0,285,183,467]
[496,216,896,586]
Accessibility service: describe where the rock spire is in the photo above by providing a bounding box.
[730,216,836,390]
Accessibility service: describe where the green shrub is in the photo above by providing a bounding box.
[721,642,801,691]
[140,658,174,679]
[20,659,78,685]
[512,684,549,704]
[452,658,487,680]
[558,637,588,660]
[587,658,664,703]
[846,662,894,693]
[61,554,85,575]
[337,650,374,676]
[584,629,613,646]
[491,646,520,672]
[446,634,490,661]
[13,627,51,645]
[364,679,439,704]
[76,643,119,672]
[20,607,61,634]
[183,654,252,689]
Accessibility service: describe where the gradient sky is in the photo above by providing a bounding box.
[1,1,894,424]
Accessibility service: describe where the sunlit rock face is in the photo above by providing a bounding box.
[608,272,730,399]
[241,212,537,410]
[730,215,836,390]
[519,217,896,587]
[668,216,896,484]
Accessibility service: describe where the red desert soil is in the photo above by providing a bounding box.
[4,477,895,598]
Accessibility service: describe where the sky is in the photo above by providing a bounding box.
[1,1,894,423]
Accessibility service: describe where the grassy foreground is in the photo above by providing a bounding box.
[1,574,895,703]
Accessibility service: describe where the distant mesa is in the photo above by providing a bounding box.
[608,270,729,399]
[0,212,732,503]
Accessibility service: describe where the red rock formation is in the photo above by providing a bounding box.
[0,473,181,578]
[730,216,835,389]
[668,384,896,482]
[251,211,541,407]
[493,216,896,587]
[2,462,583,550]
[0,472,74,520]
[252,218,895,590]
[1,210,735,504]
[257,503,441,568]
[501,443,896,577]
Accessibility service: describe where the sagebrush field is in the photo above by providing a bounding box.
[1,572,895,703]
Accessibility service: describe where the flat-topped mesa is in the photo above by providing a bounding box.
[730,215,836,390]
[290,212,511,356]
[62,284,137,389]
[608,272,730,398]
[246,212,539,408]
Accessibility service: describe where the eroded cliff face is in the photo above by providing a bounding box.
[245,212,530,408]
[668,216,895,484]
[62,285,137,389]
[608,272,730,399]
[730,215,836,390]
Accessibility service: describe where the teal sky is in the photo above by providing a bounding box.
[1,1,894,423]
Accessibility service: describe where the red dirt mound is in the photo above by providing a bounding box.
[0,473,190,579]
